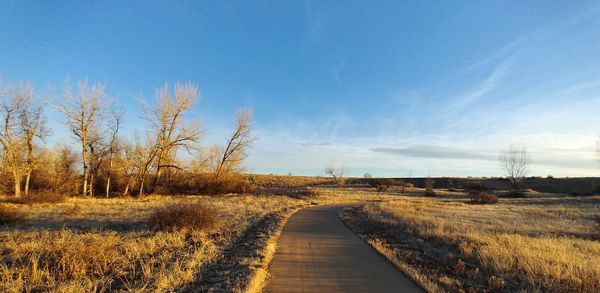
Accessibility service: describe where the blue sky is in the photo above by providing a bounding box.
[1,1,600,177]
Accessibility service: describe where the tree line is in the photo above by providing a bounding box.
[0,80,254,197]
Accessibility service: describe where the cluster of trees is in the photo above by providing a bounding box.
[0,80,254,197]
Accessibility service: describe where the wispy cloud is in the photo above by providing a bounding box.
[452,56,513,109]
[371,145,496,161]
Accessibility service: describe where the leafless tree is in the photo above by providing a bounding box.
[499,145,530,190]
[214,109,255,179]
[58,81,110,196]
[324,164,345,185]
[104,107,124,197]
[17,85,49,196]
[0,85,25,197]
[141,82,202,193]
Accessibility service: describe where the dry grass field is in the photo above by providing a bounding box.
[1,175,599,292]
[0,194,308,292]
[340,189,600,292]
[0,177,395,292]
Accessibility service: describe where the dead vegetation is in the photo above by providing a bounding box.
[149,203,220,232]
[0,194,307,292]
[341,192,600,292]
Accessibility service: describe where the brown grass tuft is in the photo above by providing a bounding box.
[149,202,220,231]
[469,192,499,204]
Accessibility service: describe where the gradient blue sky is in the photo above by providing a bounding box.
[1,1,600,177]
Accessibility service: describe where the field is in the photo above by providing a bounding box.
[340,188,600,292]
[0,193,309,292]
[0,177,393,292]
[1,175,599,292]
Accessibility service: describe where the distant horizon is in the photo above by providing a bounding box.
[2,1,600,177]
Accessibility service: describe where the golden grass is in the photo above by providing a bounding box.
[353,194,600,292]
[0,194,307,292]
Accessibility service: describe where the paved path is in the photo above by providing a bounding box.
[265,205,423,293]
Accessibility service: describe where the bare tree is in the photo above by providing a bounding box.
[104,107,124,197]
[58,81,109,196]
[18,85,49,196]
[0,85,25,197]
[214,109,254,179]
[499,145,530,190]
[141,82,202,193]
[324,163,345,185]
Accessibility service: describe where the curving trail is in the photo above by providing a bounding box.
[265,205,423,293]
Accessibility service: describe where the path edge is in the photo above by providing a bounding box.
[242,205,308,293]
[338,206,439,293]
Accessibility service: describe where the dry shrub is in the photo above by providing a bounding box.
[376,184,389,192]
[0,204,23,224]
[197,174,255,195]
[150,203,220,231]
[17,191,68,204]
[424,188,436,197]
[469,192,499,204]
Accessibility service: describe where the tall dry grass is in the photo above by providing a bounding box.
[359,196,600,292]
[0,194,306,291]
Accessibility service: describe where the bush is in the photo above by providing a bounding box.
[0,204,24,224]
[197,174,255,195]
[469,192,499,204]
[375,184,389,192]
[424,188,436,197]
[16,192,68,204]
[149,203,220,231]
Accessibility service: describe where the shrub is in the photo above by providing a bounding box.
[405,182,415,188]
[469,192,499,204]
[424,188,436,197]
[376,184,389,192]
[16,192,68,204]
[197,174,255,195]
[0,204,24,224]
[149,203,220,231]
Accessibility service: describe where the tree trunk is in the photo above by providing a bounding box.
[105,177,111,198]
[139,179,145,196]
[123,176,131,197]
[24,171,31,196]
[12,169,21,197]
[89,171,94,197]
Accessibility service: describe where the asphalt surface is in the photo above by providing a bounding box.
[264,205,423,293]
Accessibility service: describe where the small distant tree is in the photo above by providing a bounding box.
[424,177,435,189]
[363,172,372,179]
[424,176,436,196]
[324,164,345,186]
[499,146,530,190]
